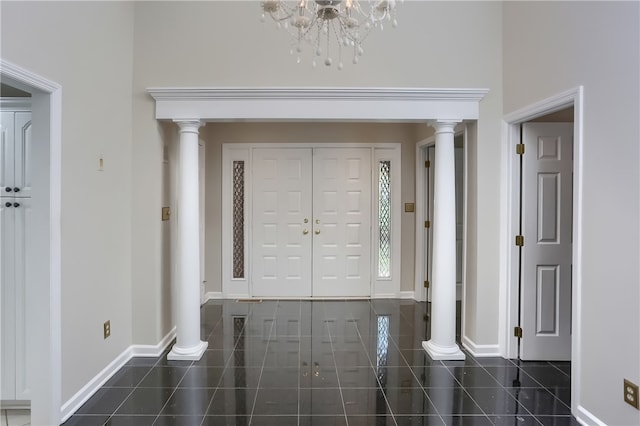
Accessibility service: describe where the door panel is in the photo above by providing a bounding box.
[252,148,313,297]
[13,113,32,198]
[0,112,15,194]
[313,148,371,297]
[521,122,573,361]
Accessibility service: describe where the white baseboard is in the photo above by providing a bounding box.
[397,291,416,299]
[130,327,176,357]
[59,327,176,423]
[461,335,501,357]
[575,405,606,426]
[203,291,223,303]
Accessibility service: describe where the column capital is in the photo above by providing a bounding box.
[427,120,462,134]
[173,119,203,134]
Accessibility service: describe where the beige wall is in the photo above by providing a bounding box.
[201,122,423,294]
[1,1,135,402]
[503,2,640,424]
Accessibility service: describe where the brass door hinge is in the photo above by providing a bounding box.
[514,326,523,338]
[516,143,525,155]
[424,280,430,288]
[515,235,524,247]
[425,220,431,229]
[425,160,431,168]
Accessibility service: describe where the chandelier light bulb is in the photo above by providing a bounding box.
[261,0,399,68]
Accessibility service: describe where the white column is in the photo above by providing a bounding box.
[167,120,208,360]
[423,120,465,360]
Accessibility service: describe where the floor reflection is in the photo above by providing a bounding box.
[62,299,579,426]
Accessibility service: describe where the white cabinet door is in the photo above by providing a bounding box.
[312,148,371,297]
[521,123,573,361]
[0,199,17,400]
[0,197,32,400]
[0,107,32,401]
[252,148,313,297]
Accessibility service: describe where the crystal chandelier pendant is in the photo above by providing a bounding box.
[261,0,400,69]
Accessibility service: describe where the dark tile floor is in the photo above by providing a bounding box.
[63,300,579,425]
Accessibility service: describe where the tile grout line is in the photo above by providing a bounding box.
[198,300,257,426]
[321,301,351,426]
[247,298,280,426]
[375,301,447,426]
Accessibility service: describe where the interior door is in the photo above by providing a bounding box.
[312,148,371,297]
[252,148,313,297]
[520,122,573,361]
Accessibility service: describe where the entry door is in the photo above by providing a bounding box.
[313,148,371,297]
[252,148,313,297]
[252,148,371,297]
[520,122,573,361]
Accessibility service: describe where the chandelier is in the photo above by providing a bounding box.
[261,0,399,69]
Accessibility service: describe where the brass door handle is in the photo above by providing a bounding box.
[315,229,320,235]
[303,229,309,235]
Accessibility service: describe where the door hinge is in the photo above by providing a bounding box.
[425,160,431,168]
[425,220,431,229]
[515,235,524,247]
[516,143,525,155]
[424,280,430,288]
[514,326,523,338]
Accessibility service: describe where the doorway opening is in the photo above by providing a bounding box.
[0,60,63,426]
[501,86,583,416]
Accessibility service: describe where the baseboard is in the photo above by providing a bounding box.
[397,291,416,299]
[59,327,176,423]
[575,405,606,426]
[203,291,223,303]
[461,335,501,357]
[130,327,176,357]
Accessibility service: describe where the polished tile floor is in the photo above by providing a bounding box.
[63,300,578,425]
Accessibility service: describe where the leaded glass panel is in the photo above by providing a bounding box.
[378,161,391,278]
[233,161,245,278]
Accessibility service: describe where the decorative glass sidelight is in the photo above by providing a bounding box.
[376,315,390,386]
[232,161,245,278]
[378,161,392,278]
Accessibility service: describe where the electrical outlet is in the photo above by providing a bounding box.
[624,379,639,409]
[103,320,111,339]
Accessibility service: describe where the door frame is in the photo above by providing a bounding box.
[222,142,401,299]
[499,87,583,415]
[0,59,62,425]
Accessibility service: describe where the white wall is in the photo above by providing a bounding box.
[0,1,135,403]
[503,2,640,424]
[131,0,504,349]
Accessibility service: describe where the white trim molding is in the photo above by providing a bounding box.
[147,87,488,122]
[461,336,500,357]
[60,328,177,423]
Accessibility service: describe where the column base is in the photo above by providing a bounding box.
[167,340,208,361]
[422,340,466,360]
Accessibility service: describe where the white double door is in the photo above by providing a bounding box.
[252,148,371,298]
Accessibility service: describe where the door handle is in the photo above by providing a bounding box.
[315,229,320,235]
[13,187,20,193]
[303,229,309,235]
[13,202,20,208]
[5,202,12,208]
[5,187,12,193]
